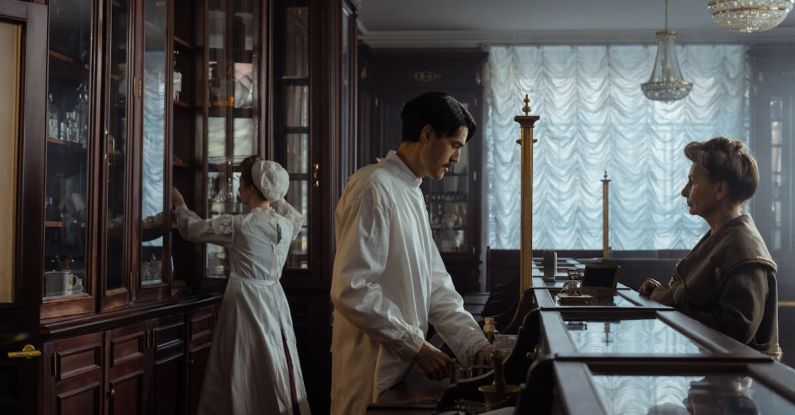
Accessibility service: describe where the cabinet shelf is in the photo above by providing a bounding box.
[173,35,194,49]
[174,99,192,109]
[48,50,89,70]
[282,77,309,86]
[47,137,87,150]
[285,126,310,134]
[173,158,189,168]
[45,221,86,229]
[144,20,165,34]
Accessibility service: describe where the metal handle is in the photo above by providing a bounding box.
[7,344,41,359]
[108,387,116,399]
[312,163,320,187]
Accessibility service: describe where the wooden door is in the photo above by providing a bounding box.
[186,305,214,415]
[105,322,149,415]
[43,333,105,415]
[0,1,47,414]
[149,314,186,415]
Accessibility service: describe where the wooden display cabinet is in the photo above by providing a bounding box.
[1,0,359,412]
[357,49,488,293]
[270,0,360,412]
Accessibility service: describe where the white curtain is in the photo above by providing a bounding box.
[485,44,749,250]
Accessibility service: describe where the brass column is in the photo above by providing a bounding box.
[514,95,540,299]
[602,171,611,260]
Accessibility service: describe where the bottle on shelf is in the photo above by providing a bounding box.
[48,94,59,139]
[483,316,495,344]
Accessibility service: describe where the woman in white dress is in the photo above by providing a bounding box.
[173,156,310,415]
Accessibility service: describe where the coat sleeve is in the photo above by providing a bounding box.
[427,242,489,362]
[174,206,235,247]
[330,192,424,361]
[678,264,769,344]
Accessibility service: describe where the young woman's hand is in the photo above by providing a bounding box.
[173,187,187,209]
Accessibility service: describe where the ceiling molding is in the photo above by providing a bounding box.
[361,28,795,48]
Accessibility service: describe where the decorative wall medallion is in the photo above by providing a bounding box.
[413,71,442,83]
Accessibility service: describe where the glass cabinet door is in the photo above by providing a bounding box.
[204,0,260,278]
[140,0,169,287]
[425,142,471,254]
[43,0,93,299]
[274,0,310,269]
[103,0,132,299]
[768,97,792,253]
[423,99,477,256]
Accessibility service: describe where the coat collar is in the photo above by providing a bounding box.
[383,150,423,188]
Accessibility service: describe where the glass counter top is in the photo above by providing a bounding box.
[565,318,704,355]
[555,293,635,308]
[592,373,794,415]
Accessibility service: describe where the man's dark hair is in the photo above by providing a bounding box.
[400,92,476,142]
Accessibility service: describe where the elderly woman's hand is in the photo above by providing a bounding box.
[638,278,661,297]
[649,285,673,305]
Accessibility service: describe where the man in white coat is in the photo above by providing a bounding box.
[330,92,491,414]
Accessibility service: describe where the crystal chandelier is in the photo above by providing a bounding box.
[708,0,794,33]
[641,0,693,102]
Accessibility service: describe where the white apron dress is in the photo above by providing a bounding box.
[175,205,310,415]
[330,151,489,414]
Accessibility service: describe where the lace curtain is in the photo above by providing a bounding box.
[485,44,749,250]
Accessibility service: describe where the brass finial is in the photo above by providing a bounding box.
[602,170,611,182]
[522,94,531,116]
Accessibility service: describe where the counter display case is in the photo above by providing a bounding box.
[539,310,769,362]
[554,361,795,415]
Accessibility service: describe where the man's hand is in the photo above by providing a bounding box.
[414,341,451,381]
[477,344,493,365]
[638,277,661,297]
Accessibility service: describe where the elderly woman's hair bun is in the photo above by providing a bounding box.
[684,136,759,204]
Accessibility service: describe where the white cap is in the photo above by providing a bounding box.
[251,160,289,202]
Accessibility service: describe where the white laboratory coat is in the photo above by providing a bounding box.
[175,205,310,415]
[330,151,489,415]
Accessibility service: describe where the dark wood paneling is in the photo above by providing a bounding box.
[109,371,145,415]
[106,323,148,415]
[56,382,102,415]
[150,314,186,415]
[186,305,215,415]
[44,332,104,415]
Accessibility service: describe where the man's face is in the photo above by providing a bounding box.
[422,126,468,180]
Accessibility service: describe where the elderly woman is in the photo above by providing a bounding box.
[640,137,780,358]
[173,156,309,414]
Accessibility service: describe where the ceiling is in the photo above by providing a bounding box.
[358,0,795,47]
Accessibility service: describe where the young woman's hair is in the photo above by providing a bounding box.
[684,137,759,203]
[400,91,476,142]
[240,155,266,200]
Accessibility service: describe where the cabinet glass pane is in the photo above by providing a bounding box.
[427,143,470,254]
[286,180,309,268]
[104,0,130,291]
[202,0,259,278]
[276,4,310,269]
[565,318,704,355]
[769,97,791,252]
[140,0,169,286]
[44,0,93,298]
[0,20,21,303]
[592,373,795,415]
[341,6,351,176]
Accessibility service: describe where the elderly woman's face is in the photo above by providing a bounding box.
[681,164,720,217]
